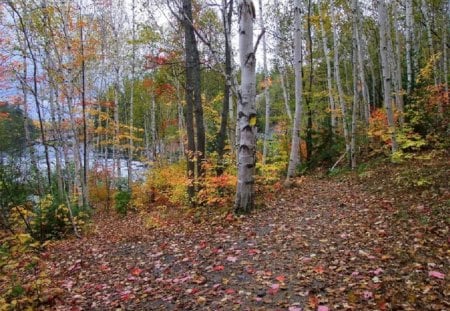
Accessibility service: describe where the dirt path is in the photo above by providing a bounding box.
[44,174,448,310]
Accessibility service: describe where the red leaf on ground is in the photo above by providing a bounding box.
[130,267,143,276]
[248,248,260,255]
[267,283,280,295]
[225,288,235,295]
[314,265,325,274]
[275,275,286,282]
[213,265,224,271]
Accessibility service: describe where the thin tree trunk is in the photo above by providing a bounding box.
[286,0,303,180]
[127,0,136,187]
[9,3,52,186]
[79,2,89,207]
[405,0,413,94]
[421,0,438,86]
[183,0,203,202]
[235,0,257,212]
[305,0,313,164]
[351,0,359,169]
[393,2,404,124]
[378,0,398,153]
[319,0,336,133]
[273,0,291,121]
[151,93,157,159]
[355,8,370,123]
[331,0,350,158]
[443,9,449,107]
[216,0,234,175]
[259,0,271,164]
[18,36,42,195]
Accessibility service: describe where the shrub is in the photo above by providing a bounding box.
[114,190,131,215]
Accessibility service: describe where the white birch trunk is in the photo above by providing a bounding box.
[378,0,398,153]
[273,0,292,122]
[355,15,370,123]
[393,2,404,124]
[127,0,136,186]
[405,0,413,94]
[331,0,350,156]
[286,0,303,180]
[151,93,157,159]
[235,0,257,212]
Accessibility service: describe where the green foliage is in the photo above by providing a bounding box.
[114,190,131,215]
[256,135,289,184]
[0,103,35,156]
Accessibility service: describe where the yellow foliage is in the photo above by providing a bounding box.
[132,161,189,208]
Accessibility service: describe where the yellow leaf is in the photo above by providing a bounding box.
[249,116,257,127]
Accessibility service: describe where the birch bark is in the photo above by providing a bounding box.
[378,0,398,153]
[235,0,257,212]
[286,0,303,180]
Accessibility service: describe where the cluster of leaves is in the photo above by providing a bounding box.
[132,161,189,210]
[256,135,290,185]
[197,160,237,208]
[0,233,59,310]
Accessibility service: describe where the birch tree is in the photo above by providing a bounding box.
[377,0,398,153]
[405,0,413,94]
[286,0,303,181]
[235,0,257,213]
[330,0,350,158]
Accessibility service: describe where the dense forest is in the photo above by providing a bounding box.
[0,0,448,310]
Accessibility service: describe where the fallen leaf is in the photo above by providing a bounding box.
[130,267,143,276]
[226,256,238,263]
[213,265,225,271]
[275,275,286,282]
[267,283,280,295]
[363,291,373,300]
[314,265,325,274]
[225,288,235,295]
[428,271,445,279]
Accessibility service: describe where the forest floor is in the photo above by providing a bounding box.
[34,151,450,310]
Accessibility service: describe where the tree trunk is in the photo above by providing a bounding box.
[235,0,257,213]
[355,6,370,123]
[286,0,303,180]
[305,0,314,164]
[351,0,358,169]
[259,0,271,165]
[79,3,89,207]
[331,0,350,158]
[183,0,205,202]
[127,0,136,187]
[405,0,413,94]
[273,0,292,122]
[319,0,336,133]
[421,0,437,86]
[377,0,398,153]
[443,6,449,107]
[216,0,234,175]
[393,2,404,124]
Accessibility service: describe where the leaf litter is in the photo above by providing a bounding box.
[40,156,448,310]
